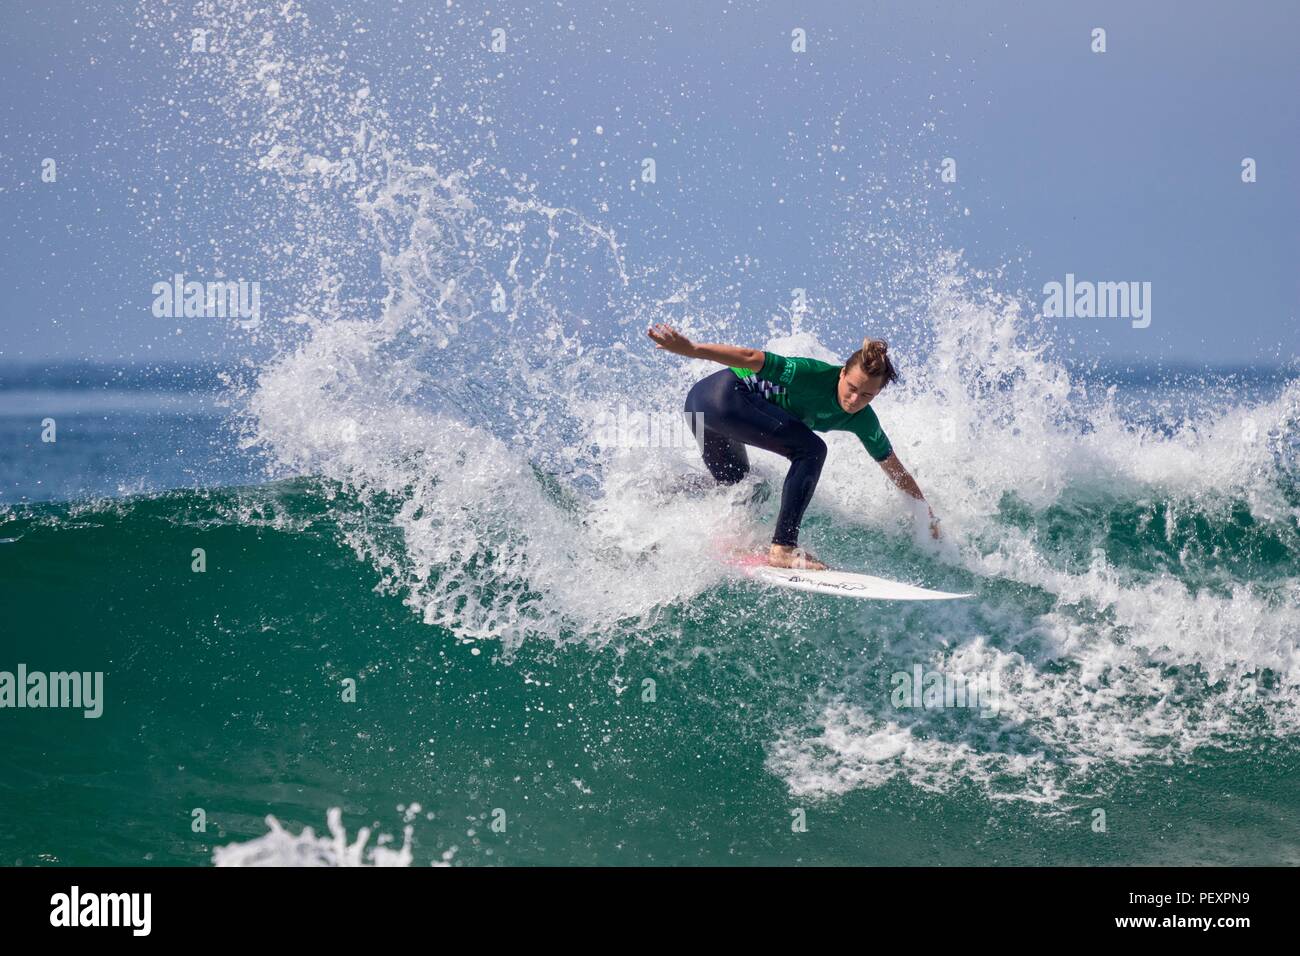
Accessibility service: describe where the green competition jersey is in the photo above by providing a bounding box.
[730,351,894,462]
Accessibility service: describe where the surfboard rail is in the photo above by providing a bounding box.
[725,552,973,601]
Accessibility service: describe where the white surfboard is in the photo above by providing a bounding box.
[727,553,972,601]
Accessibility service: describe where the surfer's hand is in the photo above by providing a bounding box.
[928,510,942,540]
[647,323,696,358]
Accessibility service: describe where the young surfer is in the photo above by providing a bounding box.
[647,323,941,569]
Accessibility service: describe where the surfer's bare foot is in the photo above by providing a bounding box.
[768,544,827,570]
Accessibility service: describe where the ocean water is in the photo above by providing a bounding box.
[3,1,1300,866]
[3,352,1299,866]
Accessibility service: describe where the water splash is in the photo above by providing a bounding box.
[213,808,417,867]
[131,0,1300,813]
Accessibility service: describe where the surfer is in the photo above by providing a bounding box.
[647,324,941,569]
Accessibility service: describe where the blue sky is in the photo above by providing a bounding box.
[1,0,1296,365]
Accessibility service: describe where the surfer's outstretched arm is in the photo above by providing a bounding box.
[879,453,942,540]
[647,324,764,370]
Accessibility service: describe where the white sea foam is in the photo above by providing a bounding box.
[155,0,1300,810]
[765,270,1300,804]
[213,808,417,867]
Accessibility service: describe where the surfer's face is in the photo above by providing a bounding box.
[838,366,883,413]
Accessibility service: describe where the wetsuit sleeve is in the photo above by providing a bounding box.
[756,351,796,385]
[853,407,894,462]
[756,352,832,385]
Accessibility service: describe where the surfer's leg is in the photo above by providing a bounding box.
[684,369,826,546]
[685,369,751,483]
[765,424,826,547]
[717,391,827,546]
[697,428,750,483]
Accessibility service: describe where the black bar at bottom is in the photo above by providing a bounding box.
[0,865,1284,940]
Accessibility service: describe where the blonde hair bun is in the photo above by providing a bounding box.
[848,337,898,385]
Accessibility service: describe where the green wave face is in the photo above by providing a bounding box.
[5,0,1299,869]
[3,472,1299,867]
